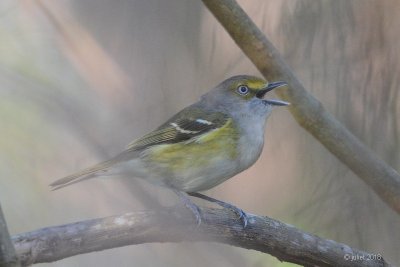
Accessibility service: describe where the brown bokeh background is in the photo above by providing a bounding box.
[1,0,399,266]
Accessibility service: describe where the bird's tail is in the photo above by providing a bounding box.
[49,158,119,191]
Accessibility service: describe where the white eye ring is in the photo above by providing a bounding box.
[237,85,249,95]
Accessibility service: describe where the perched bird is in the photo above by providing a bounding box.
[50,75,289,227]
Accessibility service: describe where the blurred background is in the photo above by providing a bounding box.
[1,0,399,266]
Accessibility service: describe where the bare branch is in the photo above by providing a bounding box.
[0,204,20,267]
[13,208,391,267]
[201,0,400,214]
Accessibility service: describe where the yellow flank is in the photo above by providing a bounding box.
[147,119,238,173]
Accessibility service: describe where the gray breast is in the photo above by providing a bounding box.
[236,116,266,172]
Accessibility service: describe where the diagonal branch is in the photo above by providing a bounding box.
[12,208,392,267]
[201,0,400,214]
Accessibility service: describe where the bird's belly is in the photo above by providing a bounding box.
[136,126,264,192]
[141,136,240,192]
[171,157,239,192]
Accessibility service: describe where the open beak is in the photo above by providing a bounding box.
[256,81,290,106]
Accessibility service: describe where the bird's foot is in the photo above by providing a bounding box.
[173,190,202,226]
[188,192,248,228]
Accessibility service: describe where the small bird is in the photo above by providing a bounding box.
[50,75,289,227]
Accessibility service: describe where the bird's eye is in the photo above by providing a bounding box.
[237,85,249,95]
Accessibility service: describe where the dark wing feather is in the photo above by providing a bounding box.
[126,107,229,151]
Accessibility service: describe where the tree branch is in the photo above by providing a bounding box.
[0,204,20,267]
[12,207,392,267]
[201,0,400,214]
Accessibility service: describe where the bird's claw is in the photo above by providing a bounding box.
[174,190,203,226]
[184,200,202,226]
[235,207,248,228]
[187,192,249,228]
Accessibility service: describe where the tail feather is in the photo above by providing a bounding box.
[50,159,117,190]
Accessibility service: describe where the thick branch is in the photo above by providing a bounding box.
[201,0,400,214]
[12,208,391,267]
[0,205,20,267]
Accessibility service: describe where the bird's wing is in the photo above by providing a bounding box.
[126,107,229,151]
[50,107,229,190]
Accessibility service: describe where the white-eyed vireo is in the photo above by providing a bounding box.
[50,75,289,227]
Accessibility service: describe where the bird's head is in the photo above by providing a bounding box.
[203,75,289,118]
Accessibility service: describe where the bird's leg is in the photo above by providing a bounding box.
[173,190,202,226]
[188,192,248,228]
